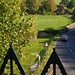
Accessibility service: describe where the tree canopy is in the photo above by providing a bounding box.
[0,0,37,63]
[67,0,75,9]
[46,0,57,12]
[60,0,69,6]
[26,0,40,14]
[71,9,75,22]
[21,0,27,13]
[20,0,57,14]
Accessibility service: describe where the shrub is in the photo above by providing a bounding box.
[51,12,57,15]
[66,8,73,14]
[60,11,65,15]
[44,28,59,34]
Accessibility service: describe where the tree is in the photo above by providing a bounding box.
[0,0,37,63]
[67,0,75,9]
[46,0,57,12]
[39,1,47,14]
[71,9,75,22]
[60,0,69,6]
[21,0,27,13]
[26,0,40,14]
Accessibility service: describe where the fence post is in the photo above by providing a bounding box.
[10,57,13,75]
[0,44,26,75]
[41,48,67,75]
[10,44,13,75]
[53,48,56,75]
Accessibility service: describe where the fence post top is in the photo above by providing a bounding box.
[53,48,55,51]
[10,44,12,48]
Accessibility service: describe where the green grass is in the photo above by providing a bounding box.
[2,15,70,75]
[24,15,70,31]
[36,15,69,30]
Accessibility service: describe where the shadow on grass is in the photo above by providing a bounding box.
[38,28,59,38]
[38,26,67,38]
[35,49,46,62]
[39,49,46,61]
[39,35,57,45]
[35,35,56,62]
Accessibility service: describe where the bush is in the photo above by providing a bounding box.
[66,8,73,14]
[24,11,29,16]
[60,11,65,15]
[45,12,51,15]
[51,12,57,15]
[44,28,59,34]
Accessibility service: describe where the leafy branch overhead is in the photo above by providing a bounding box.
[0,0,37,63]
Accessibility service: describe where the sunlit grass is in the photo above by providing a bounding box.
[36,15,69,30]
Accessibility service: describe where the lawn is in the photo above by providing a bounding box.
[24,15,70,31]
[36,15,69,30]
[2,15,70,75]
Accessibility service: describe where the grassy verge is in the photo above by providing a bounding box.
[32,33,64,75]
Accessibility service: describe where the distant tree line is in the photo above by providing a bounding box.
[60,0,75,9]
[21,0,57,15]
[21,0,75,15]
[60,0,75,21]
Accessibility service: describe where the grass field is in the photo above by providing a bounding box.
[24,15,70,31]
[2,15,70,75]
[36,15,69,30]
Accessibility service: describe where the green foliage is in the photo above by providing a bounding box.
[20,0,59,14]
[46,0,57,12]
[67,0,75,9]
[0,0,37,63]
[44,28,59,34]
[26,0,40,14]
[60,0,69,6]
[0,0,22,62]
[71,9,75,22]
[39,1,57,15]
[39,1,47,14]
[66,8,73,13]
[20,0,27,12]
[42,8,46,15]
